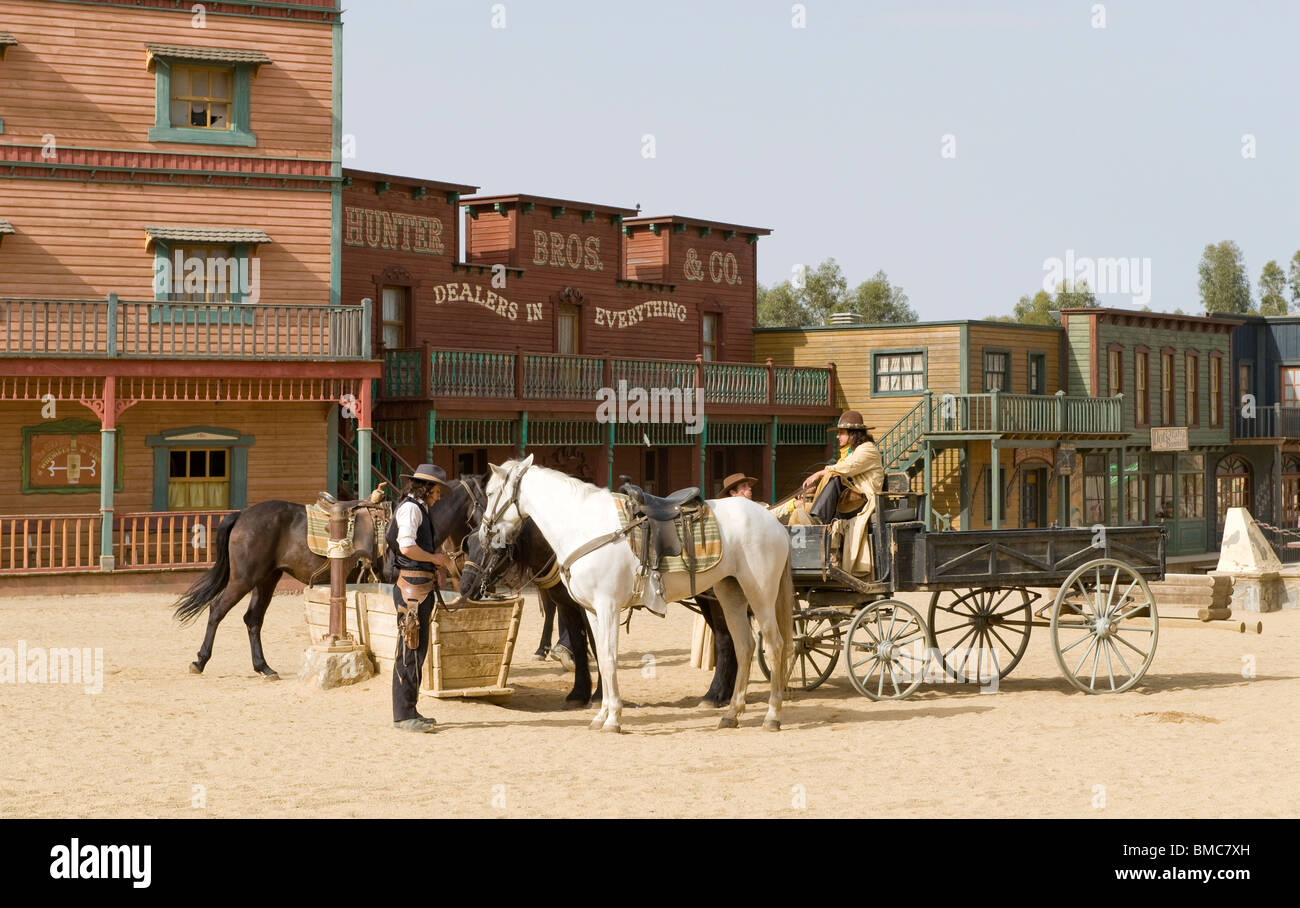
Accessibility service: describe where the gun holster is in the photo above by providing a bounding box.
[396,570,436,649]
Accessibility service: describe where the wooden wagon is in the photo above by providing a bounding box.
[756,517,1167,699]
[302,584,524,698]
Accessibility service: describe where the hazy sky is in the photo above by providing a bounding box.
[342,1,1300,321]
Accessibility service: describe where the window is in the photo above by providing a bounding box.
[558,303,580,355]
[1238,362,1252,404]
[1135,349,1149,426]
[701,312,719,361]
[1186,352,1199,427]
[983,466,1007,523]
[1284,455,1300,527]
[381,286,408,351]
[1028,353,1046,394]
[1153,454,1176,521]
[1161,351,1174,425]
[1215,455,1251,528]
[1209,353,1222,427]
[147,44,268,147]
[1179,454,1204,519]
[171,65,232,130]
[168,448,230,510]
[873,351,925,394]
[1125,455,1148,524]
[983,351,1009,391]
[163,244,243,302]
[1282,367,1300,406]
[1107,346,1122,397]
[1083,454,1108,524]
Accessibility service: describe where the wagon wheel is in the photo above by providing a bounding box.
[757,608,842,691]
[1050,558,1159,694]
[927,587,1035,683]
[842,599,928,701]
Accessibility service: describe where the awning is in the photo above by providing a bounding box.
[0,219,14,235]
[145,43,271,72]
[144,225,271,251]
[0,32,16,60]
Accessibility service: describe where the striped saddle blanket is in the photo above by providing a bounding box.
[305,503,358,558]
[611,493,723,574]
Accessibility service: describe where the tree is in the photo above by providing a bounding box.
[1259,260,1288,316]
[1197,241,1252,314]
[757,259,915,326]
[993,282,1095,326]
[1289,250,1300,309]
[842,269,917,323]
[1055,280,1097,309]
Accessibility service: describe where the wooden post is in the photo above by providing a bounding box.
[768,415,778,504]
[105,293,118,358]
[991,442,1001,531]
[360,297,372,359]
[519,410,528,459]
[514,345,525,399]
[327,500,348,642]
[1055,389,1066,433]
[923,440,933,531]
[99,375,116,571]
[766,357,775,406]
[421,340,431,398]
[826,361,837,407]
[356,376,374,498]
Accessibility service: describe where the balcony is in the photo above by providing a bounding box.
[1233,405,1300,440]
[380,347,835,409]
[0,296,371,360]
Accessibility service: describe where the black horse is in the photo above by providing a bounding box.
[458,514,740,707]
[172,480,483,678]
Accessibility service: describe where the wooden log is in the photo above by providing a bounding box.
[497,600,523,690]
[1197,607,1233,622]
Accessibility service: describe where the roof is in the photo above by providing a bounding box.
[144,226,272,249]
[145,43,272,70]
[755,319,1064,333]
[1059,307,1247,328]
[623,215,772,237]
[0,219,14,235]
[460,194,639,218]
[343,168,477,196]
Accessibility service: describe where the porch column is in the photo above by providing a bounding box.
[426,407,436,465]
[1117,445,1127,526]
[1274,445,1283,526]
[923,441,933,531]
[356,378,373,498]
[99,375,116,571]
[606,421,615,490]
[695,415,708,491]
[959,445,970,531]
[519,411,528,459]
[768,415,778,504]
[326,403,340,497]
[990,441,1001,530]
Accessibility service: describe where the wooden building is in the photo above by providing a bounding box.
[757,319,1126,531]
[0,0,379,574]
[345,175,838,499]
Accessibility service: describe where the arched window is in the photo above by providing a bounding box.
[1215,455,1252,527]
[1284,455,1300,527]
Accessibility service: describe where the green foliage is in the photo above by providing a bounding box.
[1197,241,1252,314]
[992,282,1095,325]
[756,258,916,327]
[1259,260,1288,316]
[1289,251,1300,307]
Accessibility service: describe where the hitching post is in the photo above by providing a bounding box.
[327,499,348,642]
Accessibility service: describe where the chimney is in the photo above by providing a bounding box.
[828,311,861,326]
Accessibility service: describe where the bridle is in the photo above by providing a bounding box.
[441,476,488,574]
[473,464,532,596]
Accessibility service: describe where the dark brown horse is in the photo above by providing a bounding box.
[172,480,482,678]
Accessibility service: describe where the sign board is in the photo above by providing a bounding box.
[21,419,122,494]
[1150,426,1189,452]
[1056,443,1076,475]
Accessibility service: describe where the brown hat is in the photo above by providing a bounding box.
[398,463,449,486]
[830,410,874,431]
[719,472,758,496]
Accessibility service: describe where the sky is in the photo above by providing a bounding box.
[341,0,1300,321]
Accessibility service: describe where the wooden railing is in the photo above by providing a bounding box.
[383,348,836,408]
[0,513,101,573]
[115,510,235,570]
[1233,404,1300,440]
[0,296,370,360]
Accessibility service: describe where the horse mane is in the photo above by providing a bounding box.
[496,459,606,501]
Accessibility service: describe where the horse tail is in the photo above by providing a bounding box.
[172,511,240,625]
[778,550,796,687]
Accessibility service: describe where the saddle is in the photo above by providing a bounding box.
[618,482,707,612]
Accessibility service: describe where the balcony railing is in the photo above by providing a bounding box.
[0,509,235,574]
[926,390,1123,435]
[0,295,371,360]
[381,347,836,408]
[1233,404,1300,440]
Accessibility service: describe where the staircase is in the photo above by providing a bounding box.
[876,397,929,474]
[337,428,414,499]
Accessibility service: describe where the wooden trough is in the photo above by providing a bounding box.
[302,583,524,698]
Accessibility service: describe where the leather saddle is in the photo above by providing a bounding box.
[618,482,707,603]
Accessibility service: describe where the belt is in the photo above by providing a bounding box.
[398,569,435,579]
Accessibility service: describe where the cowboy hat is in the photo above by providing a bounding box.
[719,472,758,496]
[398,463,449,486]
[829,410,875,431]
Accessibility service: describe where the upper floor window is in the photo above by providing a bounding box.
[873,351,925,394]
[1107,345,1123,397]
[1209,353,1222,427]
[1028,352,1046,394]
[146,44,269,147]
[1135,349,1149,426]
[701,312,719,361]
[983,351,1009,391]
[1283,366,1300,406]
[1161,351,1175,426]
[381,286,408,351]
[1238,362,1252,408]
[558,303,580,355]
[1186,352,1200,427]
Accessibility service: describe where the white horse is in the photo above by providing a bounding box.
[479,455,794,733]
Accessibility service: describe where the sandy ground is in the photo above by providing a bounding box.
[0,585,1296,818]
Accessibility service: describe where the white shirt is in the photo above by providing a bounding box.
[395,499,424,550]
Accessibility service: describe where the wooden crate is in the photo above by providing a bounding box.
[302,584,523,698]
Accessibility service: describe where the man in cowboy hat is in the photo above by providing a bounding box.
[803,410,884,526]
[718,472,758,499]
[390,463,452,733]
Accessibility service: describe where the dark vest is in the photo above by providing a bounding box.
[388,494,436,573]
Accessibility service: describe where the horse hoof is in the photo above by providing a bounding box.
[261,672,280,681]
[589,719,604,731]
[601,724,623,734]
[717,716,739,729]
[563,699,588,710]
[763,719,781,732]
[697,698,722,710]
[188,662,203,675]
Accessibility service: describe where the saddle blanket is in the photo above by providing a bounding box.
[305,503,357,558]
[611,493,723,574]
